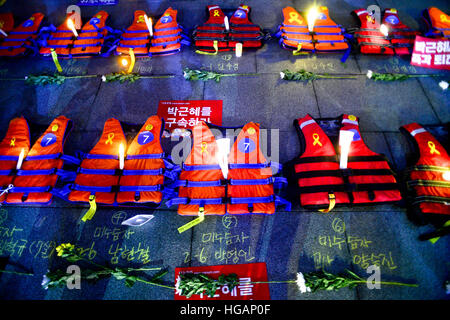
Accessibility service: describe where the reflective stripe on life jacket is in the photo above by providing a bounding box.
[70,11,109,57]
[0,13,44,57]
[3,116,73,205]
[39,12,79,57]
[149,7,185,56]
[422,7,450,39]
[116,10,151,56]
[293,114,401,212]
[68,116,175,205]
[167,121,291,216]
[193,4,263,54]
[353,8,419,55]
[278,6,348,53]
[401,123,450,215]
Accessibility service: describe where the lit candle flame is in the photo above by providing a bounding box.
[307,6,319,32]
[67,18,78,37]
[380,24,389,37]
[120,57,129,67]
[144,14,153,37]
[443,171,450,181]
[339,130,355,169]
[16,148,25,170]
[119,143,125,170]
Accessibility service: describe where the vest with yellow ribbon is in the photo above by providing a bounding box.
[293,114,402,212]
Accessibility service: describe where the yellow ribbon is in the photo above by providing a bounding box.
[319,193,336,213]
[288,12,303,24]
[9,138,15,147]
[127,48,136,74]
[312,133,323,147]
[200,142,208,154]
[137,15,145,23]
[81,195,97,222]
[428,141,440,155]
[213,10,220,17]
[177,207,205,233]
[440,14,450,23]
[50,49,63,73]
[105,132,114,145]
[196,40,218,55]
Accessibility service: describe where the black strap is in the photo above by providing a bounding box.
[408,180,450,188]
[298,182,399,194]
[293,156,338,164]
[411,195,450,206]
[295,168,395,179]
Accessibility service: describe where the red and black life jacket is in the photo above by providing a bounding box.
[401,123,449,216]
[66,116,178,207]
[0,13,44,57]
[39,12,80,57]
[193,4,263,55]
[278,6,349,54]
[0,116,74,205]
[422,7,450,39]
[70,11,109,57]
[167,121,291,216]
[293,114,402,212]
[353,8,419,55]
[116,10,151,57]
[0,13,14,39]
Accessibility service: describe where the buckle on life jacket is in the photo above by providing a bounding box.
[340,168,353,177]
[8,168,18,176]
[134,192,140,202]
[319,192,336,213]
[220,178,230,186]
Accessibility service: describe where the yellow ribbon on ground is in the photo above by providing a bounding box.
[81,195,97,222]
[319,193,336,213]
[50,49,63,73]
[177,208,205,233]
[196,40,218,55]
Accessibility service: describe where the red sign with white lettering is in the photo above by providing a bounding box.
[174,262,270,300]
[410,36,450,70]
[157,100,223,131]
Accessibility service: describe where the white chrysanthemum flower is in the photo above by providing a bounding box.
[366,70,373,79]
[41,274,50,290]
[183,71,187,78]
[439,80,448,90]
[174,276,181,294]
[296,272,311,293]
[280,71,285,79]
[24,76,28,80]
[101,75,106,82]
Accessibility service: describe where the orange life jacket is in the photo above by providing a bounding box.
[0,116,74,205]
[167,121,291,216]
[0,13,44,57]
[0,13,14,39]
[67,116,177,206]
[422,7,450,39]
[278,6,348,54]
[70,11,109,57]
[39,12,80,57]
[293,114,402,212]
[193,4,263,54]
[116,10,151,56]
[353,8,419,55]
[149,7,186,56]
[401,123,450,216]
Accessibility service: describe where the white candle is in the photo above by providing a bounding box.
[235,43,243,57]
[0,28,8,37]
[380,24,389,37]
[16,148,25,170]
[67,18,78,37]
[339,130,355,169]
[119,143,125,170]
[215,138,231,179]
[307,6,319,32]
[224,16,229,31]
[144,14,153,37]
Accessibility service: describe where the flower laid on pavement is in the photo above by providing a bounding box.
[365,70,444,82]
[183,67,258,83]
[439,80,449,90]
[280,69,357,82]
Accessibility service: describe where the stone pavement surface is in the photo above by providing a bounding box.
[0,0,449,300]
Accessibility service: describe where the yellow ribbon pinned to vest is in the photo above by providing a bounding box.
[200,142,208,154]
[177,207,205,233]
[105,132,114,145]
[9,138,15,147]
[288,12,303,24]
[313,133,323,147]
[196,40,218,55]
[81,195,97,222]
[50,49,63,73]
[428,141,440,155]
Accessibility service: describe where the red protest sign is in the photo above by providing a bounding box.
[174,262,270,300]
[410,36,450,70]
[157,100,223,131]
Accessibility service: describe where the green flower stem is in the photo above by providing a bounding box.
[349,280,418,287]
[0,269,33,276]
[135,277,175,290]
